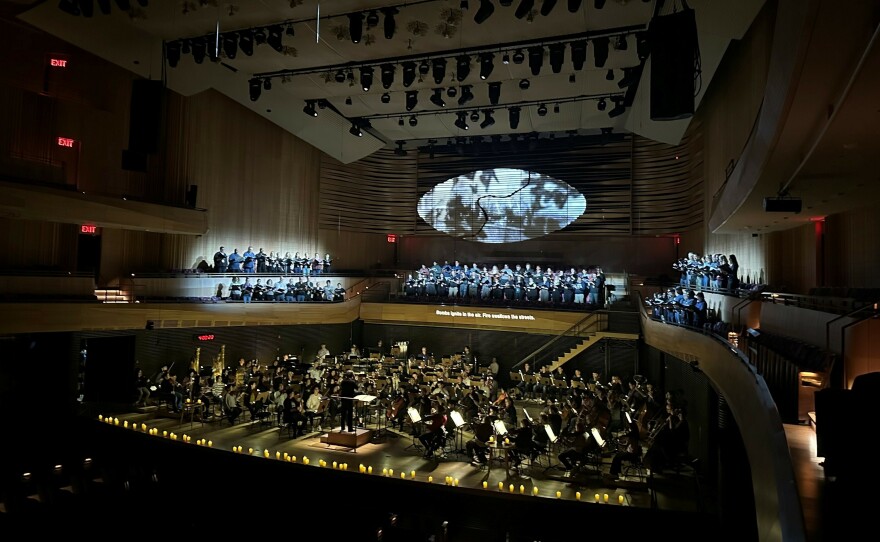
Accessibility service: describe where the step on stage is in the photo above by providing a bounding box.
[319,428,373,451]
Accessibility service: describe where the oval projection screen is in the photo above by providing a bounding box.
[417,168,587,243]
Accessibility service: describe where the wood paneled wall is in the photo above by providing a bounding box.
[824,205,880,288]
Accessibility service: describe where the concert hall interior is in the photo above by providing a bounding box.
[2,1,880,541]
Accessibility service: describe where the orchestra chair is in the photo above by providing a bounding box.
[621,455,647,482]
[252,392,273,427]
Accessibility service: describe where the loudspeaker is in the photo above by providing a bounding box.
[185,184,198,208]
[121,149,148,172]
[127,79,164,154]
[649,8,698,121]
[763,197,802,213]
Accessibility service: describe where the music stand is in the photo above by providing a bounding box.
[493,419,508,437]
[404,407,423,452]
[510,371,522,383]
[448,410,467,456]
[542,424,560,472]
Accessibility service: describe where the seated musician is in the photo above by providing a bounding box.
[558,421,596,474]
[305,386,324,430]
[510,418,540,466]
[418,404,448,458]
[609,420,643,482]
[643,405,690,473]
[466,418,493,466]
[516,362,534,400]
[283,391,308,437]
[223,385,242,424]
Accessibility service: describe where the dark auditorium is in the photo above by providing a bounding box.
[2,1,879,541]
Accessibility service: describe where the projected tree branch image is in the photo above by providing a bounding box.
[417,168,587,243]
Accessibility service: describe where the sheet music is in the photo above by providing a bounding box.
[493,419,508,436]
[449,410,465,428]
[353,394,377,403]
[407,406,422,424]
[544,424,557,443]
[523,407,533,423]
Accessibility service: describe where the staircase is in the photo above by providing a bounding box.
[94,288,131,303]
[546,331,641,372]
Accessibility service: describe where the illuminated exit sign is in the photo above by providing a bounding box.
[49,58,68,68]
[57,137,75,148]
[387,234,397,243]
[81,224,98,234]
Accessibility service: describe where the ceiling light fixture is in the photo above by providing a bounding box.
[528,46,544,76]
[430,88,447,107]
[474,0,495,24]
[349,122,363,137]
[597,97,607,111]
[488,82,501,105]
[608,96,626,118]
[366,10,379,29]
[394,140,407,156]
[303,100,318,117]
[381,7,399,39]
[286,24,295,36]
[432,58,448,85]
[568,0,583,11]
[191,38,206,64]
[222,33,238,59]
[381,92,391,104]
[267,25,284,53]
[381,63,395,89]
[479,53,495,80]
[360,66,374,91]
[515,0,534,19]
[405,90,419,111]
[458,85,474,106]
[594,0,606,8]
[447,86,458,97]
[508,106,521,129]
[456,55,471,81]
[348,13,364,44]
[409,115,418,126]
[519,78,530,90]
[248,78,262,102]
[335,69,346,83]
[502,53,510,65]
[454,111,470,130]
[570,40,587,70]
[541,0,558,15]
[618,67,636,88]
[548,43,566,74]
[606,68,614,80]
[166,41,181,68]
[512,49,525,64]
[402,62,417,87]
[614,35,628,51]
[470,110,481,122]
[537,103,548,116]
[480,109,495,129]
[239,30,254,56]
[593,36,609,68]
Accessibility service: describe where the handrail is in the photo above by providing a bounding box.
[824,301,878,352]
[732,296,755,328]
[511,311,606,370]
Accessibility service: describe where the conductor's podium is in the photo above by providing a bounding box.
[320,428,373,451]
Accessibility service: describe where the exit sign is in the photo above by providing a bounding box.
[49,58,68,68]
[195,334,215,341]
[81,224,98,234]
[57,137,75,148]
[387,234,397,243]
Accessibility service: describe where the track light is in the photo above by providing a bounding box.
[399,117,404,126]
[569,0,582,10]
[499,0,513,6]
[430,88,446,108]
[480,110,495,129]
[479,53,495,80]
[419,60,430,75]
[594,0,606,8]
[512,49,525,64]
[303,100,318,117]
[349,122,363,137]
[597,97,607,111]
[409,115,418,126]
[474,0,495,24]
[248,78,262,102]
[454,112,469,130]
[502,53,510,65]
[461,1,469,9]
[488,82,501,105]
[432,58,447,85]
[181,40,190,54]
[508,106,521,129]
[286,25,295,36]
[239,30,254,57]
[382,7,398,39]
[263,79,272,91]
[402,62,417,87]
[253,29,267,46]
[360,67,374,91]
[191,38,206,64]
[637,32,650,61]
[405,90,418,111]
[549,43,566,74]
[345,96,352,105]
[366,10,379,28]
[222,33,238,59]
[519,79,530,90]
[515,0,534,19]
[570,40,587,70]
[528,46,544,76]
[267,25,284,53]
[447,87,458,97]
[75,0,93,17]
[335,70,346,83]
[458,85,474,106]
[381,64,395,89]
[553,103,560,114]
[97,0,111,14]
[606,69,614,81]
[537,103,548,116]
[456,55,471,82]
[394,140,406,156]
[614,35,628,51]
[618,67,636,88]
[593,37,609,68]
[165,41,180,68]
[470,110,481,123]
[569,73,576,83]
[381,92,391,104]
[348,13,364,44]
[608,96,626,118]
[541,0,558,15]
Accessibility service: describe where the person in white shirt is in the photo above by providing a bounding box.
[488,357,500,378]
[316,344,331,361]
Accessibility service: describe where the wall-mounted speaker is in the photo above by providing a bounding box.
[763,197,802,213]
[649,8,698,121]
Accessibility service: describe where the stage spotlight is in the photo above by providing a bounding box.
[512,49,525,64]
[618,67,636,88]
[165,41,181,68]
[541,0,557,15]
[593,36,609,68]
[569,73,576,83]
[519,78,530,90]
[508,106,521,129]
[458,85,474,106]
[608,96,625,118]
[470,110,480,122]
[97,0,111,14]
[349,122,363,137]
[594,0,606,8]
[58,0,81,16]
[381,92,391,104]
[454,111,469,131]
[549,43,565,74]
[405,90,418,111]
[606,69,614,80]
[430,88,446,108]
[303,100,318,117]
[382,7,398,39]
[335,70,346,83]
[248,78,262,102]
[456,55,471,82]
[348,13,364,44]
[191,38,207,64]
[480,110,495,129]
[528,46,544,76]
[360,66,374,91]
[614,35,628,51]
[474,0,495,24]
[537,103,548,116]
[479,53,494,80]
[381,63,395,89]
[419,59,430,75]
[181,40,190,54]
[515,0,534,19]
[461,1,469,9]
[502,53,510,65]
[366,9,379,28]
[402,62,417,87]
[488,82,501,105]
[432,58,447,85]
[286,24,295,36]
[345,96,352,105]
[222,33,238,59]
[394,140,406,156]
[115,0,131,9]
[553,103,560,114]
[77,0,94,17]
[637,32,650,61]
[263,79,272,91]
[597,97,607,111]
[570,40,586,70]
[267,25,284,53]
[409,115,418,126]
[239,30,254,56]
[568,0,582,10]
[447,86,458,98]
[398,117,404,126]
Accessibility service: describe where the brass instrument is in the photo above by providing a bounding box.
[192,347,201,373]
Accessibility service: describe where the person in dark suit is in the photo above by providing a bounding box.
[213,246,228,273]
[339,371,358,432]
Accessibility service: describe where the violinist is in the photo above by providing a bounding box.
[418,404,448,459]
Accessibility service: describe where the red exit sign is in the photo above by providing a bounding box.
[50,58,68,68]
[196,334,215,341]
[57,137,75,148]
[387,234,397,243]
[81,224,97,234]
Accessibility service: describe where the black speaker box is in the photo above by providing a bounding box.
[185,184,198,208]
[763,197,802,213]
[128,79,164,154]
[649,8,698,121]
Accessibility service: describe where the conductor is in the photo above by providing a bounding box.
[339,370,358,433]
